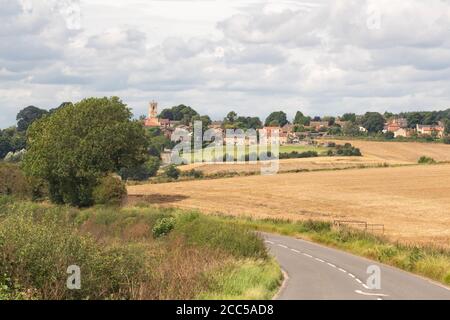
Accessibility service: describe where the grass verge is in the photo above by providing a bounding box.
[0,196,282,300]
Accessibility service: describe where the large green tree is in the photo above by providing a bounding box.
[361,112,385,133]
[23,97,149,206]
[159,104,199,124]
[293,111,311,126]
[265,111,288,127]
[16,106,48,132]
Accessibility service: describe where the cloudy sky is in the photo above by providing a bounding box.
[2,0,450,127]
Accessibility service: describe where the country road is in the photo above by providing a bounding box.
[262,233,450,300]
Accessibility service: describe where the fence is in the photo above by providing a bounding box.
[333,220,385,235]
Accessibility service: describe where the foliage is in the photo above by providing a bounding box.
[181,169,204,179]
[152,217,176,238]
[335,143,362,156]
[293,111,311,126]
[22,97,148,207]
[159,104,199,125]
[0,163,31,198]
[342,122,361,136]
[120,156,161,181]
[279,150,319,159]
[265,111,288,127]
[92,174,127,206]
[418,156,436,164]
[341,113,357,123]
[223,112,262,130]
[164,164,180,179]
[361,112,385,133]
[0,127,26,159]
[16,106,48,132]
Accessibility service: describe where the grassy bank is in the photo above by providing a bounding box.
[212,216,450,286]
[0,197,282,300]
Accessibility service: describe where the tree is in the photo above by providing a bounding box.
[265,111,288,127]
[293,111,311,126]
[225,111,237,124]
[361,112,385,133]
[341,113,356,123]
[23,97,149,207]
[164,165,180,180]
[159,104,199,123]
[16,106,48,132]
[342,122,361,136]
[443,119,450,135]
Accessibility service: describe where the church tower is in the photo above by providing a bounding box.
[144,100,160,127]
[149,101,158,118]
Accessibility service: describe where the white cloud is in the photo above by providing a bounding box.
[2,0,450,127]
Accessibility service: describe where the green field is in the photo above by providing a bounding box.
[183,144,329,162]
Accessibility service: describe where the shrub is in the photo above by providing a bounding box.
[152,217,176,238]
[0,213,149,300]
[181,169,204,179]
[92,175,127,206]
[164,165,180,180]
[418,156,436,164]
[443,136,450,144]
[0,163,31,198]
[120,156,161,181]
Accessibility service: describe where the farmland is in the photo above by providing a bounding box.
[128,163,450,247]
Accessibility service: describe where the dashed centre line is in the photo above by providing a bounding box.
[266,239,374,292]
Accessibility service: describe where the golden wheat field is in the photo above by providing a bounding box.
[325,139,450,163]
[128,163,450,247]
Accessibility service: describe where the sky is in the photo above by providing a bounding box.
[2,0,450,127]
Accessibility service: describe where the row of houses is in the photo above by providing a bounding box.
[144,102,447,142]
[383,118,445,138]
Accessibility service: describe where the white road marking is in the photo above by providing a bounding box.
[265,240,274,245]
[355,290,388,297]
[348,273,355,278]
[362,284,370,290]
[327,263,336,268]
[290,249,300,253]
[278,244,288,249]
[303,253,313,258]
[338,268,347,273]
[315,258,325,263]
[355,279,362,284]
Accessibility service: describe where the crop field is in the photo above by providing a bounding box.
[179,140,450,175]
[128,164,450,247]
[323,139,450,163]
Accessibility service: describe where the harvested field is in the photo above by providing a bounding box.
[128,164,450,247]
[179,156,407,175]
[324,139,450,163]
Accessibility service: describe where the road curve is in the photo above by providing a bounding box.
[262,233,450,300]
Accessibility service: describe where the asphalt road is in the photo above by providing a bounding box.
[262,233,450,300]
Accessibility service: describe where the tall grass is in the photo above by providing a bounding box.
[0,197,280,300]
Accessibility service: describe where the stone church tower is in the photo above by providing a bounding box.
[144,101,160,127]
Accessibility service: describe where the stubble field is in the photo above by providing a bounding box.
[128,163,450,247]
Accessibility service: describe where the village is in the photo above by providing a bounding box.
[143,101,447,146]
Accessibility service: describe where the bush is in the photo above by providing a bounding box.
[418,156,436,164]
[152,217,176,238]
[0,163,31,198]
[92,175,127,206]
[120,156,161,181]
[0,213,148,300]
[181,169,204,179]
[164,165,180,180]
[443,136,450,144]
[279,150,318,159]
